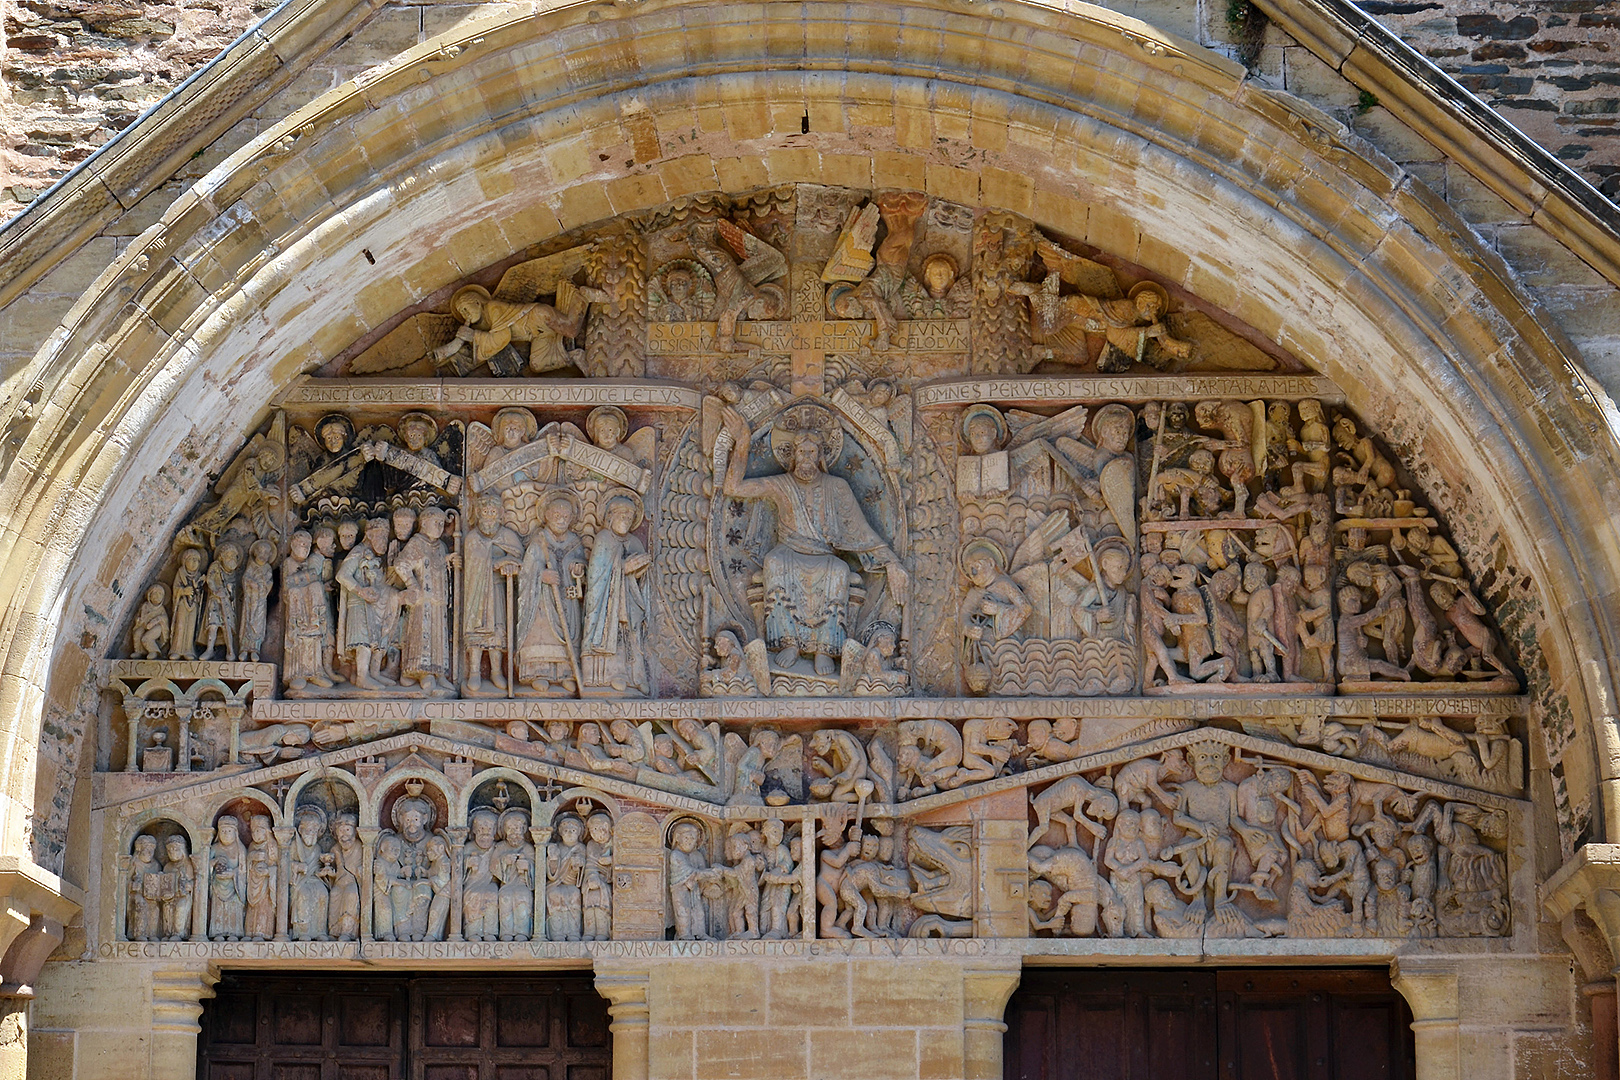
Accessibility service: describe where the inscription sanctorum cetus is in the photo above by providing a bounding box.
[97,184,1525,961]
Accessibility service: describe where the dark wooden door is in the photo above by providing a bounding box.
[410,977,610,1080]
[198,975,610,1080]
[1005,969,1413,1080]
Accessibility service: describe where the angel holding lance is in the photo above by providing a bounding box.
[176,419,285,549]
[719,405,910,677]
[686,220,788,352]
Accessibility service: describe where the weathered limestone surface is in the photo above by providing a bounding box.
[0,1,1618,1078]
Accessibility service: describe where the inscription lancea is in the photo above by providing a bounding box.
[97,185,1523,968]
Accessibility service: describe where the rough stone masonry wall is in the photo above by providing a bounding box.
[7,0,1620,222]
[1370,0,1620,203]
[0,0,267,217]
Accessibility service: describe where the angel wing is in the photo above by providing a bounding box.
[848,203,880,251]
[538,420,588,444]
[623,426,658,469]
[821,203,881,283]
[649,424,713,695]
[1036,237,1121,298]
[717,218,788,284]
[837,639,865,695]
[1008,404,1089,450]
[287,425,327,481]
[214,414,285,497]
[466,422,496,475]
[493,244,594,301]
[1099,454,1137,547]
[743,637,773,697]
[1010,510,1072,574]
[888,393,913,452]
[348,313,459,375]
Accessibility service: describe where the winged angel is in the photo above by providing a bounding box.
[345,246,595,377]
[465,406,656,541]
[686,219,788,352]
[1011,239,1194,371]
[175,414,286,551]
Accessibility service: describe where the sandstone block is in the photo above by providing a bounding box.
[810,1027,919,1080]
[694,1028,808,1080]
[851,961,961,1027]
[651,962,768,1026]
[767,964,850,1027]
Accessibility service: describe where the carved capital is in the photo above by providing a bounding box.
[0,857,82,998]
[1389,957,1461,1080]
[151,965,222,1036]
[1544,843,1620,970]
[593,963,650,1080]
[961,960,1022,1080]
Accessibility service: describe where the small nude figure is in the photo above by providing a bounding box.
[948,717,1019,787]
[1103,810,1177,938]
[1337,586,1410,682]
[132,583,170,659]
[1240,561,1279,682]
[1025,717,1083,765]
[1141,561,1195,686]
[816,824,863,939]
[1431,581,1511,676]
[1297,564,1336,681]
[1028,774,1120,852]
[897,718,964,798]
[721,829,764,940]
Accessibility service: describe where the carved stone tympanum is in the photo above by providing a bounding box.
[98,185,1524,967]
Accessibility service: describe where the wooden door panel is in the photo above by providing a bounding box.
[270,996,325,1046]
[1009,971,1217,1080]
[495,995,552,1048]
[199,974,606,1080]
[202,1064,255,1080]
[420,992,483,1049]
[564,994,610,1049]
[339,995,398,1049]
[1005,970,1410,1080]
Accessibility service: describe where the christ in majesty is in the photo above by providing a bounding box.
[721,408,908,676]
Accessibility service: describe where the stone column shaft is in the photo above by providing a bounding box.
[151,965,220,1078]
[961,961,1022,1080]
[594,963,650,1080]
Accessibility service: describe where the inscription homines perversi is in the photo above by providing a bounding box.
[99,185,1522,961]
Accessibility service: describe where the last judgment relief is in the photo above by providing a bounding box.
[98,185,1527,961]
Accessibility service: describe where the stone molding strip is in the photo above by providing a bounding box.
[1254,0,1620,286]
[4,0,1620,314]
[0,0,389,310]
[5,0,1619,891]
